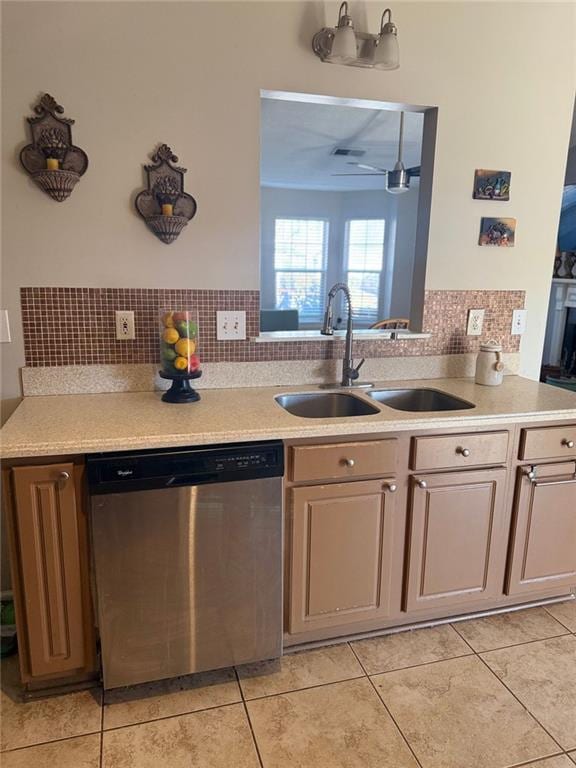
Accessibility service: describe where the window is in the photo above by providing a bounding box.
[273,218,328,324]
[345,219,386,325]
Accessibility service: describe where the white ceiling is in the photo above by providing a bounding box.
[261,97,424,192]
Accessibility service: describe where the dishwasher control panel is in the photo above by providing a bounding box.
[87,441,284,493]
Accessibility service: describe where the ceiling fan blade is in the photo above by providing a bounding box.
[406,166,421,177]
[331,173,387,177]
[348,162,389,173]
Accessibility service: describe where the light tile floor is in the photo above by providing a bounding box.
[1,600,574,768]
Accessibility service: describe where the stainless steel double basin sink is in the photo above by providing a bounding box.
[275,388,475,419]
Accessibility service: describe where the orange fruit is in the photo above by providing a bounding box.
[162,327,179,345]
[161,311,174,328]
[173,356,189,371]
[175,338,196,357]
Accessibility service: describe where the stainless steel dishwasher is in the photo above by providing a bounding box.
[87,441,283,689]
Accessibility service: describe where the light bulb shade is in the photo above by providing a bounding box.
[387,167,409,193]
[328,25,357,62]
[374,26,399,70]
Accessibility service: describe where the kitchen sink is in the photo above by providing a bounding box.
[369,388,475,412]
[275,392,380,419]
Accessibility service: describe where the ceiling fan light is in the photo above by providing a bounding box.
[326,2,357,63]
[387,163,410,194]
[374,10,399,70]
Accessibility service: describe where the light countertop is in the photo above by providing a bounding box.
[1,377,576,459]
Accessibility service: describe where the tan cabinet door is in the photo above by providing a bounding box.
[507,464,576,595]
[11,464,89,677]
[405,468,508,612]
[289,479,397,634]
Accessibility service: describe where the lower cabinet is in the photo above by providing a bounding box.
[507,462,576,595]
[5,462,96,684]
[288,478,398,634]
[405,468,509,612]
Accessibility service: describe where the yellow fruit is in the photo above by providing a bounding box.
[175,338,196,357]
[162,312,175,328]
[173,356,188,371]
[162,327,179,344]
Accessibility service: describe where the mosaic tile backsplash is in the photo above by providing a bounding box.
[21,288,524,367]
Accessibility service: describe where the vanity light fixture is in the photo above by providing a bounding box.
[312,3,399,70]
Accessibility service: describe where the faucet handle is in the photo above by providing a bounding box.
[346,359,365,381]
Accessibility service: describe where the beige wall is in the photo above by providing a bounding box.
[2,1,575,404]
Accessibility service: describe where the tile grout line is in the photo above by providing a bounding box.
[475,652,567,757]
[448,627,571,655]
[507,752,574,767]
[450,622,568,756]
[345,648,475,677]
[99,698,241,735]
[234,667,265,768]
[347,641,425,768]
[0,729,102,755]
[542,603,576,634]
[237,673,366,703]
[99,686,105,768]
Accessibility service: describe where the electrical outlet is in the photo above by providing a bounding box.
[115,310,135,340]
[0,310,11,343]
[511,308,527,335]
[466,308,485,336]
[216,311,246,340]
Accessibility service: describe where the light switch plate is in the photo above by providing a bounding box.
[0,310,11,343]
[115,310,135,340]
[216,311,246,340]
[511,308,527,335]
[466,308,485,336]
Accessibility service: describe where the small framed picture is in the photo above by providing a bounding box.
[473,169,511,201]
[479,217,516,247]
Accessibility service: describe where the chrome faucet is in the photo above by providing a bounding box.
[320,282,371,388]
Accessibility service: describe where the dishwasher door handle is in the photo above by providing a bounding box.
[165,473,219,487]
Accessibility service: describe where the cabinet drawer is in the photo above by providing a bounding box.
[290,439,397,483]
[411,431,509,471]
[519,425,576,461]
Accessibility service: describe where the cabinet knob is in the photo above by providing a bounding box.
[342,458,355,468]
[58,471,70,487]
[417,479,427,489]
[562,439,575,449]
[523,467,536,481]
[383,482,397,493]
[456,447,470,457]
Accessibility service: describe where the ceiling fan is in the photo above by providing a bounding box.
[331,112,420,193]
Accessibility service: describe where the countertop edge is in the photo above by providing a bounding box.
[3,407,576,459]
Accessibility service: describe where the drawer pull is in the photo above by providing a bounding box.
[456,447,470,457]
[342,458,355,468]
[417,479,428,489]
[523,465,576,485]
[383,482,397,493]
[562,439,575,449]
[535,477,576,487]
[58,471,70,488]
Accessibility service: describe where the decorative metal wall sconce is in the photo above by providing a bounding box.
[20,94,88,202]
[312,3,399,70]
[135,144,197,244]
